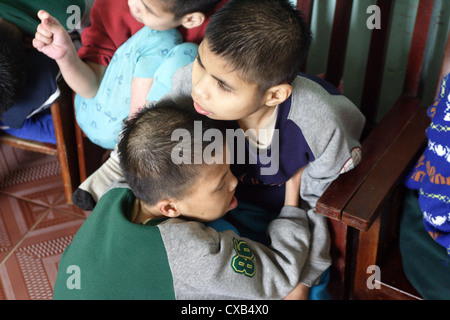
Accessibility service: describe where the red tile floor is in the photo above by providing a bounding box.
[0,144,90,300]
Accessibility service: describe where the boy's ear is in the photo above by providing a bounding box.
[263,84,293,107]
[157,200,180,218]
[180,12,206,29]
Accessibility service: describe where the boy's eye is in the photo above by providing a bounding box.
[141,1,153,14]
[217,80,232,92]
[216,183,225,192]
[196,56,205,69]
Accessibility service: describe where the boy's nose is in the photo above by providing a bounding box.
[193,76,209,101]
[230,174,238,191]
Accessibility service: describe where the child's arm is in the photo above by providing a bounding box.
[287,83,365,287]
[284,283,309,300]
[284,166,304,207]
[129,78,154,119]
[283,166,310,300]
[159,203,312,300]
[33,10,105,99]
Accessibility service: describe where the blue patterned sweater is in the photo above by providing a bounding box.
[405,73,450,251]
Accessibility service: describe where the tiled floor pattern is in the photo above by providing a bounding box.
[0,144,90,300]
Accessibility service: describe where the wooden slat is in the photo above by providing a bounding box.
[316,95,421,220]
[327,219,354,300]
[0,133,58,156]
[342,106,430,230]
[50,81,80,204]
[352,216,381,299]
[325,0,354,88]
[359,0,395,129]
[75,119,88,182]
[436,36,450,99]
[402,0,435,97]
[297,0,314,73]
[296,0,314,27]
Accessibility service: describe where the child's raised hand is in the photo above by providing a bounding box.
[284,166,306,207]
[33,10,73,61]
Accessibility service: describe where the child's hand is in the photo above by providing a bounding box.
[33,10,74,61]
[284,166,306,207]
[283,283,309,300]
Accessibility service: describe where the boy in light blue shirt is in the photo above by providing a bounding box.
[33,0,221,149]
[73,27,193,149]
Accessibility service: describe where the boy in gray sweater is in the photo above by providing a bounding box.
[53,101,315,299]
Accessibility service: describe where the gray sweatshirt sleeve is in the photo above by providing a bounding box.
[288,76,365,286]
[157,206,311,300]
[289,76,365,208]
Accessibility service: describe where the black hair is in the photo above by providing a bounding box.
[164,0,222,20]
[0,21,27,113]
[204,0,312,92]
[118,100,225,205]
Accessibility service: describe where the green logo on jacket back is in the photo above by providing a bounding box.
[231,238,255,277]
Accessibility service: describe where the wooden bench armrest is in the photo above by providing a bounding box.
[316,94,430,230]
[51,80,80,202]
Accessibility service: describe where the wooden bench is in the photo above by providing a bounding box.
[298,0,450,299]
